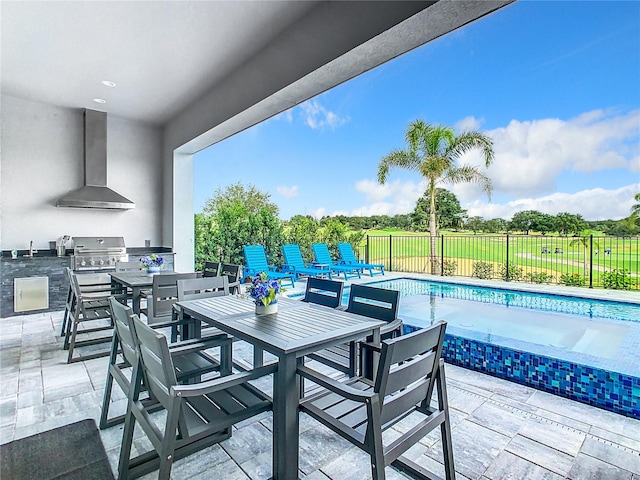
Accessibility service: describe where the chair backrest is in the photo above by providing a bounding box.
[243,245,269,271]
[373,321,447,427]
[131,314,179,410]
[115,261,141,272]
[149,272,198,322]
[346,284,399,323]
[337,242,358,263]
[220,263,241,284]
[312,243,335,265]
[303,277,343,308]
[109,296,139,367]
[282,244,305,268]
[202,261,220,277]
[177,276,229,301]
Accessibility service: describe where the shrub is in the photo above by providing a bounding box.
[442,260,457,276]
[472,262,494,279]
[498,263,523,282]
[560,273,586,287]
[526,272,554,284]
[601,269,632,290]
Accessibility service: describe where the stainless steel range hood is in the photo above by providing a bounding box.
[57,109,135,209]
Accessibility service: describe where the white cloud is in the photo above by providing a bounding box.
[455,116,483,132]
[299,100,348,130]
[466,183,640,221]
[273,109,293,123]
[352,178,426,216]
[276,185,298,199]
[461,109,640,198]
[307,207,326,219]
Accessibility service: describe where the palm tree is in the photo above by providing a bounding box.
[569,229,600,276]
[377,120,494,273]
[626,192,640,231]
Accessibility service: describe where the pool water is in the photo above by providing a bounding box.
[348,278,640,418]
[351,278,640,377]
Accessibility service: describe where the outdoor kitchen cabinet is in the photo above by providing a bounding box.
[0,255,70,317]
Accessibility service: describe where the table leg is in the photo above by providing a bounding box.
[372,327,381,381]
[132,286,142,316]
[253,346,264,367]
[272,354,300,480]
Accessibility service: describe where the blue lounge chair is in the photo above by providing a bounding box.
[281,244,332,280]
[242,245,296,288]
[312,243,362,280]
[337,242,385,276]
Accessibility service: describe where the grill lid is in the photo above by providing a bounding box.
[73,236,126,253]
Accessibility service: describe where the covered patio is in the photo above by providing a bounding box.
[2,273,639,479]
[3,2,639,478]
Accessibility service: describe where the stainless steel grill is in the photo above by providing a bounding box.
[72,236,128,271]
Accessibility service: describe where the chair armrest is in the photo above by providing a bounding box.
[281,264,295,271]
[381,318,403,337]
[297,365,374,402]
[172,363,277,397]
[169,335,231,356]
[360,341,382,354]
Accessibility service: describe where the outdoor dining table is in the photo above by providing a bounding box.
[176,295,385,480]
[109,271,170,316]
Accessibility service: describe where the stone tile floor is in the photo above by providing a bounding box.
[1,309,639,479]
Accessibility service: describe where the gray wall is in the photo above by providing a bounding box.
[1,95,163,250]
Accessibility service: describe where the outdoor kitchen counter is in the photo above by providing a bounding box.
[0,247,175,318]
[0,255,71,317]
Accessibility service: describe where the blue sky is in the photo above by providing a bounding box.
[194,0,640,222]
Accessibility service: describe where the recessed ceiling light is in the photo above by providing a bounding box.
[101,80,116,87]
[93,98,106,104]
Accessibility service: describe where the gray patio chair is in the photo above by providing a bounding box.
[100,297,231,429]
[302,277,344,308]
[60,268,114,337]
[306,284,401,379]
[220,263,242,294]
[139,272,197,341]
[174,276,230,340]
[118,314,275,480]
[298,321,455,480]
[64,268,125,363]
[202,261,221,277]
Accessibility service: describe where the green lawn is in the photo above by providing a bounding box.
[356,230,639,289]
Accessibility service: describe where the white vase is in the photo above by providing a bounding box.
[255,302,278,315]
[147,266,161,275]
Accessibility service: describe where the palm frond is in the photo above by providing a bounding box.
[444,165,493,200]
[447,131,494,167]
[377,150,420,183]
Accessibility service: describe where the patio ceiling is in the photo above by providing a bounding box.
[1,1,514,152]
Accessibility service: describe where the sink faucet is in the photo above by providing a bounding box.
[28,241,38,257]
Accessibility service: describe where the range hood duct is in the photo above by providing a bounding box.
[57,109,135,209]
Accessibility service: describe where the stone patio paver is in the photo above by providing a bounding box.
[1,305,639,479]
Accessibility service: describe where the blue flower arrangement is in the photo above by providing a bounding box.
[140,254,164,269]
[249,272,282,306]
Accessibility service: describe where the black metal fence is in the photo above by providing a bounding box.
[360,234,640,291]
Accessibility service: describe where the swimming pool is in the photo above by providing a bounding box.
[316,278,640,418]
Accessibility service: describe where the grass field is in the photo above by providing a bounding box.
[354,229,639,290]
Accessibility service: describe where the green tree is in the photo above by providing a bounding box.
[285,215,319,260]
[412,188,466,232]
[625,192,640,233]
[554,212,586,236]
[466,216,484,234]
[533,213,556,235]
[378,120,494,273]
[484,218,508,233]
[197,183,284,269]
[569,229,601,276]
[510,210,542,235]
